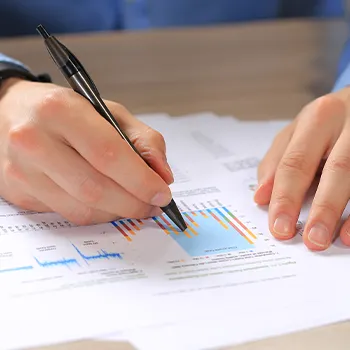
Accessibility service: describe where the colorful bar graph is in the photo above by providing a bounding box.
[207,209,228,230]
[110,203,257,257]
[199,210,208,218]
[183,213,199,227]
[111,221,132,241]
[127,219,140,231]
[154,206,257,257]
[153,216,170,235]
[221,207,257,240]
[159,216,179,235]
[120,221,135,235]
[214,208,253,244]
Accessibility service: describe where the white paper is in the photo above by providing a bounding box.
[1,112,349,350]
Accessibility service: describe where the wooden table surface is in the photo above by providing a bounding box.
[2,18,350,350]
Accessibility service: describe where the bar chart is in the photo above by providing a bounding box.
[111,200,257,257]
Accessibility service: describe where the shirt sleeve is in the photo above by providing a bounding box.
[0,53,29,70]
[332,37,350,92]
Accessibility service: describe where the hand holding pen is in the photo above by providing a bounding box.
[0,27,186,229]
[35,25,187,231]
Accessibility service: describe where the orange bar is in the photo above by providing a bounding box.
[127,219,140,231]
[199,210,208,218]
[207,210,228,229]
[214,208,253,244]
[159,216,179,235]
[192,211,197,216]
[120,221,136,235]
[183,213,199,227]
[112,222,132,242]
[136,219,144,225]
[153,217,170,234]
[222,207,257,239]
[183,220,197,237]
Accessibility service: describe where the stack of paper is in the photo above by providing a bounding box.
[0,112,349,350]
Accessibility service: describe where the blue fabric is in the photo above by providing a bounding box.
[0,0,344,35]
[0,0,348,92]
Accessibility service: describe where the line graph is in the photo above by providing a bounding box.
[34,256,80,268]
[72,244,122,261]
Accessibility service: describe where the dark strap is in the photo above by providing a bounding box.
[0,61,52,84]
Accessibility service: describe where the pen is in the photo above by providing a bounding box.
[36,24,187,232]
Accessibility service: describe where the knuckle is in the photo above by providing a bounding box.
[145,127,165,146]
[309,95,343,126]
[2,160,24,184]
[312,200,341,218]
[34,88,69,122]
[77,177,104,204]
[278,151,309,177]
[272,191,296,207]
[324,156,350,174]
[7,124,39,151]
[66,205,94,226]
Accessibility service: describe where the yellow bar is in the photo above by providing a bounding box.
[183,213,199,227]
[185,223,197,237]
[159,216,179,235]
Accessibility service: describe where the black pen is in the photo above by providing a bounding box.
[36,24,187,232]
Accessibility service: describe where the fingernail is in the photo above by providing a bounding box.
[151,192,171,206]
[273,214,293,237]
[307,223,330,248]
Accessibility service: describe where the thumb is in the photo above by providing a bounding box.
[106,101,174,185]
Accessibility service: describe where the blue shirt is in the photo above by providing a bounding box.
[0,0,348,92]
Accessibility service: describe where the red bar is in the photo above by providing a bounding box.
[127,219,140,231]
[112,222,131,241]
[120,221,135,235]
[159,216,179,235]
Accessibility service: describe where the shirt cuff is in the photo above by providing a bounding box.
[0,53,29,70]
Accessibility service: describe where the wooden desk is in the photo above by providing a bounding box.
[1,18,350,350]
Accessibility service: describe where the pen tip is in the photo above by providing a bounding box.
[161,200,187,232]
[36,24,50,39]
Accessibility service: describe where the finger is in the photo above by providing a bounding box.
[105,101,174,184]
[339,215,350,247]
[268,96,343,240]
[14,135,163,218]
[0,160,51,212]
[302,129,350,250]
[123,124,174,185]
[49,97,173,207]
[22,133,161,217]
[254,123,294,205]
[14,170,157,225]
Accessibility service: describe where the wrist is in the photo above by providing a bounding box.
[0,77,25,100]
